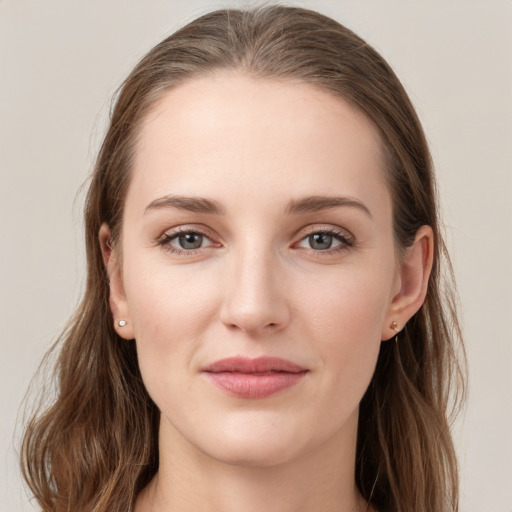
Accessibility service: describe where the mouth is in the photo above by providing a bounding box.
[201,356,309,399]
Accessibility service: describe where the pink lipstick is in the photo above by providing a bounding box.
[202,356,308,399]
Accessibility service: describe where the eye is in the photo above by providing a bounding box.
[157,227,217,254]
[295,228,354,252]
[172,232,210,250]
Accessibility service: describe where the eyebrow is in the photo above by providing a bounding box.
[145,195,225,215]
[285,195,373,218]
[144,194,372,218]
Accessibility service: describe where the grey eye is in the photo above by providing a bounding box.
[296,230,350,252]
[177,233,204,250]
[308,233,333,250]
[161,229,215,253]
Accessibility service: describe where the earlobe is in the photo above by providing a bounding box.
[98,223,135,340]
[382,225,434,340]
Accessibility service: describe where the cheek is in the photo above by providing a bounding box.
[121,257,221,396]
[124,251,219,333]
[299,262,392,343]
[297,264,392,402]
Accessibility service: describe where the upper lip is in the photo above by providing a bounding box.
[202,356,307,374]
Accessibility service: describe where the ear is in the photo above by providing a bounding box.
[99,223,135,340]
[382,225,434,340]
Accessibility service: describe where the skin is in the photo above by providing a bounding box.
[100,71,433,512]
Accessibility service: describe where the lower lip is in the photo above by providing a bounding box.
[204,371,307,399]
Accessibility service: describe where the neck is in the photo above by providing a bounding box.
[135,410,371,512]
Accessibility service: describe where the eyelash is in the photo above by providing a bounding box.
[156,225,355,256]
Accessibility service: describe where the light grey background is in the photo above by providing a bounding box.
[1,1,511,511]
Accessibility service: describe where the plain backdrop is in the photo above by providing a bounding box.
[1,1,511,511]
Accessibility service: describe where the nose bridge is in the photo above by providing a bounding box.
[220,238,289,334]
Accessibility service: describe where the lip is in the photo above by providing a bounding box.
[202,356,308,399]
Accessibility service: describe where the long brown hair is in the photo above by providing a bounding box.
[21,5,466,511]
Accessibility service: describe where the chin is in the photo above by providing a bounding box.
[191,412,314,468]
[205,437,300,468]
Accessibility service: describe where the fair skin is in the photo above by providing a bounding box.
[100,71,433,512]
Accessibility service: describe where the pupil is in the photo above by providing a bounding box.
[179,233,203,249]
[310,233,332,250]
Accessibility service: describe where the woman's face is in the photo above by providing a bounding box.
[110,71,403,466]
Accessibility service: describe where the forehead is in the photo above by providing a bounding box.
[128,71,388,215]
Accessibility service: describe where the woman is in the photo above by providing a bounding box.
[21,5,466,512]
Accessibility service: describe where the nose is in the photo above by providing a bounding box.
[219,247,290,336]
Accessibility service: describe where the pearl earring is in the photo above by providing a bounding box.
[118,320,127,327]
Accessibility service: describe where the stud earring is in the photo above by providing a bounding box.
[390,320,399,343]
[118,320,127,327]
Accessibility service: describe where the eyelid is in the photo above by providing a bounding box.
[294,224,355,243]
[160,224,218,240]
[297,223,353,236]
